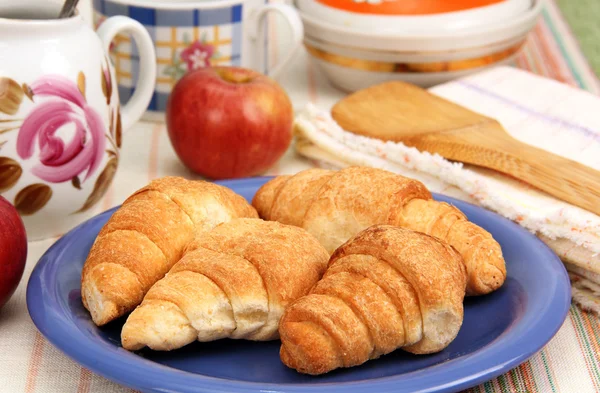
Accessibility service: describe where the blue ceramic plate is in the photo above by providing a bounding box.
[27,177,571,393]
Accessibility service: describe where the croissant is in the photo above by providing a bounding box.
[81,176,258,326]
[279,225,467,375]
[253,166,505,296]
[121,218,330,351]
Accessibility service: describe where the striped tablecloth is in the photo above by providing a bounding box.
[2,1,599,392]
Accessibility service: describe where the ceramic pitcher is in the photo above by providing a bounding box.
[0,0,157,240]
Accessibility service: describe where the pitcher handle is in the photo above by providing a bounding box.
[96,16,157,130]
[248,4,304,79]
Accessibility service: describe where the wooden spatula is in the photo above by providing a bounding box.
[331,81,600,216]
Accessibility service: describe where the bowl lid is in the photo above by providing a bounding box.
[314,0,508,16]
[296,0,533,34]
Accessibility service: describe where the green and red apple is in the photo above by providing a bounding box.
[166,66,294,180]
[0,195,27,310]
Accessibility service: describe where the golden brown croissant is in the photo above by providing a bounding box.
[81,176,258,326]
[279,225,467,375]
[121,218,329,351]
[253,166,505,296]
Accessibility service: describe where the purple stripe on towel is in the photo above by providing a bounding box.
[457,81,600,141]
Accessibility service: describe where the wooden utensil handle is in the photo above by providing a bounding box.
[409,124,600,216]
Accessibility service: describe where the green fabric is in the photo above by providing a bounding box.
[556,0,600,76]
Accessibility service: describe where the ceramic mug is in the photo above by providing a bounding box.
[0,0,157,240]
[93,0,304,120]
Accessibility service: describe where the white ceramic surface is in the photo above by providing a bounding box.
[303,34,526,63]
[301,0,543,91]
[310,55,518,92]
[299,0,543,52]
[0,0,156,240]
[296,0,531,34]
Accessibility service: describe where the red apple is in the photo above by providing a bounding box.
[166,66,294,179]
[0,195,27,310]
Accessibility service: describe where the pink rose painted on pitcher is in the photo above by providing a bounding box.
[16,75,106,184]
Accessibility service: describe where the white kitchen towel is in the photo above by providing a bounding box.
[293,66,600,315]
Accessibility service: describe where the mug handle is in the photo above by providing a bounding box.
[96,16,157,130]
[248,3,304,79]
